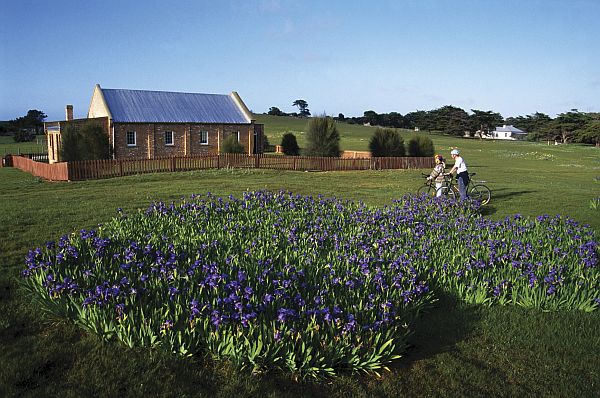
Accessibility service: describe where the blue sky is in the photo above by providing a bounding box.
[1,0,599,121]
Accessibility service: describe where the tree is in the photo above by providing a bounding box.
[59,121,111,162]
[25,109,47,124]
[337,113,345,121]
[369,128,405,157]
[545,110,589,144]
[575,120,600,147]
[363,110,379,126]
[429,106,470,136]
[407,135,435,157]
[280,132,300,156]
[292,99,311,117]
[267,107,286,116]
[304,116,340,157]
[506,112,552,140]
[382,112,404,128]
[470,109,504,138]
[9,109,47,136]
[221,134,244,153]
[404,110,433,131]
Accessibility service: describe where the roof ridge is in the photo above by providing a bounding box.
[102,88,229,96]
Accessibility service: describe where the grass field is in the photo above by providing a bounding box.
[1,117,599,397]
[0,135,46,156]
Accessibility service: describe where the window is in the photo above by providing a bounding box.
[231,131,240,141]
[200,130,208,145]
[164,131,174,146]
[126,131,136,146]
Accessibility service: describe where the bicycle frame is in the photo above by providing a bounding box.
[437,173,491,205]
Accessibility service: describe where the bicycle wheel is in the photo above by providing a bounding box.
[417,184,436,196]
[470,184,491,205]
[435,185,457,200]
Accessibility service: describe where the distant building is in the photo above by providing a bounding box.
[490,125,527,140]
[45,84,264,163]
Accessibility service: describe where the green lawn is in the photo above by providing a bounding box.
[257,115,599,230]
[256,114,383,151]
[1,118,599,397]
[0,135,46,156]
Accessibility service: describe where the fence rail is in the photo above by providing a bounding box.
[8,154,435,181]
[10,154,68,180]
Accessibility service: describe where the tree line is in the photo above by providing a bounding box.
[267,102,600,147]
[1,109,47,142]
[267,100,311,118]
[352,105,600,146]
[345,107,600,146]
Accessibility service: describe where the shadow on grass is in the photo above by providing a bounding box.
[478,188,535,217]
[393,291,482,370]
[488,188,535,200]
[480,205,497,216]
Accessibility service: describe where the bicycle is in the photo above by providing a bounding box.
[416,173,439,196]
[436,172,491,205]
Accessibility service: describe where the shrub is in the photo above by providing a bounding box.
[59,125,81,162]
[59,122,111,162]
[304,116,340,157]
[262,135,273,152]
[13,130,35,143]
[221,134,244,154]
[280,132,300,156]
[80,123,111,160]
[369,128,405,157]
[407,134,435,157]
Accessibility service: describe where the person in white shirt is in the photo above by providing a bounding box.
[447,149,469,201]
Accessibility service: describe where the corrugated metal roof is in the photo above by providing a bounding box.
[494,125,526,133]
[101,88,250,124]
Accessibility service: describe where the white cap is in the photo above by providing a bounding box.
[451,149,460,155]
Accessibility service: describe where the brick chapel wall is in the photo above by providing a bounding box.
[189,124,223,156]
[113,123,255,159]
[221,124,252,155]
[60,117,110,134]
[113,123,153,159]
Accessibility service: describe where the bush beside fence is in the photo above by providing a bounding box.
[9,154,435,181]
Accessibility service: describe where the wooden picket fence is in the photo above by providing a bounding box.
[10,154,68,180]
[8,154,435,181]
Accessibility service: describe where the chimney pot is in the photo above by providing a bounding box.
[66,105,73,121]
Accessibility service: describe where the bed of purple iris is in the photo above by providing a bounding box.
[21,191,598,377]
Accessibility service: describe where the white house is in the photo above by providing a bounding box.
[490,125,527,140]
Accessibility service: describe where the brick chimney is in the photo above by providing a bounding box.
[66,105,73,121]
